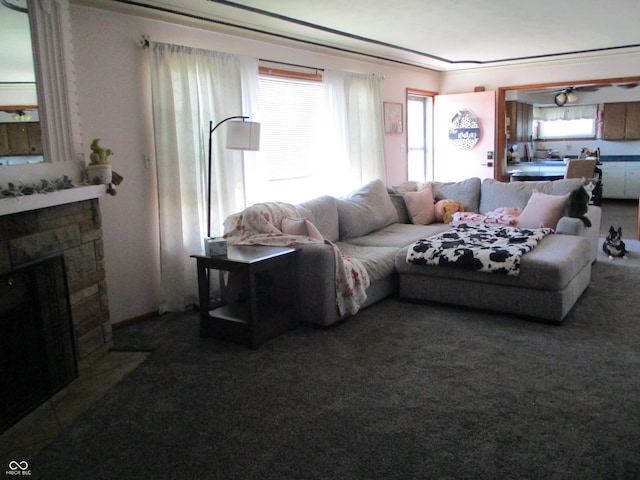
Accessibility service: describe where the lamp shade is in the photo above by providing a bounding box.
[226,121,260,151]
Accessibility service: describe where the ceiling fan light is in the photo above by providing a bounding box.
[554,92,567,106]
[566,91,578,103]
[12,110,30,121]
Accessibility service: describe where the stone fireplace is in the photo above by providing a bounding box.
[0,198,112,366]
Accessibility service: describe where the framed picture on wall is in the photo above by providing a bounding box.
[384,102,403,134]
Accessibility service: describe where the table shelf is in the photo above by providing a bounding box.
[209,304,249,324]
[192,245,299,349]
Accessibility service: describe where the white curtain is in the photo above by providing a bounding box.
[324,70,387,187]
[534,105,598,121]
[148,41,258,313]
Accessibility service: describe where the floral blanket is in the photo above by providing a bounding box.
[406,224,553,276]
[223,202,370,315]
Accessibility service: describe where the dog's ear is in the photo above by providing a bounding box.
[617,227,623,235]
[609,226,616,234]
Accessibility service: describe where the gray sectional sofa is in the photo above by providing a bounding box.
[230,176,601,326]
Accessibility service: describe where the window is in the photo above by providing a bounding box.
[537,119,596,139]
[246,70,384,205]
[244,74,329,205]
[407,90,434,181]
[259,76,324,182]
[534,105,597,139]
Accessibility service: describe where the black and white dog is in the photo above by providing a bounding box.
[602,226,627,260]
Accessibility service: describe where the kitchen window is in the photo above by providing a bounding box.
[534,105,597,139]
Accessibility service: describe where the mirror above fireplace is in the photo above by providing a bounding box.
[0,0,84,185]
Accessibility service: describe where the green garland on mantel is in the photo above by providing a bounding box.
[0,175,75,199]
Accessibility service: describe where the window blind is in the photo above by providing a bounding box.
[258,75,324,182]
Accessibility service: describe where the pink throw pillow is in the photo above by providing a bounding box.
[516,190,570,229]
[403,187,435,225]
[281,217,323,240]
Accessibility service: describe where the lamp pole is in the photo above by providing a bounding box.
[206,115,249,239]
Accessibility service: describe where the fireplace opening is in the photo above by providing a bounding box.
[0,255,78,433]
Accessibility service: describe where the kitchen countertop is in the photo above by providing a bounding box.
[509,171,565,181]
[507,160,568,168]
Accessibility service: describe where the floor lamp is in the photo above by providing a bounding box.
[206,116,260,240]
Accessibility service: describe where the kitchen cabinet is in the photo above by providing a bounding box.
[0,122,43,156]
[602,102,640,140]
[600,162,640,199]
[506,101,533,143]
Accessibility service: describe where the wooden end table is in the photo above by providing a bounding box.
[191,245,299,349]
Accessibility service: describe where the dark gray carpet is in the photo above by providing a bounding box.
[32,258,640,479]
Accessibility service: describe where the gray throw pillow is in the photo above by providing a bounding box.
[389,194,411,224]
[337,179,398,239]
[431,177,481,213]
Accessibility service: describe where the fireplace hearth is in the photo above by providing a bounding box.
[0,255,78,433]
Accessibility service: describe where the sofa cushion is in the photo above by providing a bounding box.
[540,178,584,196]
[395,234,590,291]
[345,222,451,248]
[403,186,436,225]
[480,179,541,214]
[336,242,398,282]
[517,190,570,229]
[431,177,481,213]
[297,195,340,242]
[337,179,398,239]
[479,178,585,214]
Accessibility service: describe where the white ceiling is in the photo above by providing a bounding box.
[75,0,640,72]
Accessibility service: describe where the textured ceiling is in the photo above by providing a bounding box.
[4,0,640,83]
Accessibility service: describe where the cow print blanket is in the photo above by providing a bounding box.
[407,224,553,276]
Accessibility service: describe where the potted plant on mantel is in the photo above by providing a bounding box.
[85,138,123,195]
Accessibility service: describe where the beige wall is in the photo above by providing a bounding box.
[69,5,439,323]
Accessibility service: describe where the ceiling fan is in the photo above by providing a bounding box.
[551,85,605,106]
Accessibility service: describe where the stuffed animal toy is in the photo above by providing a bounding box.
[602,226,627,260]
[435,199,466,224]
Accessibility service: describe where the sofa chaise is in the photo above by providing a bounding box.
[224,176,601,326]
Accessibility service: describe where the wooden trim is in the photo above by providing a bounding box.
[500,76,640,92]
[0,105,38,111]
[407,88,437,97]
[496,88,508,182]
[111,310,159,330]
[258,66,322,81]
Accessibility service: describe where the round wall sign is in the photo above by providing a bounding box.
[449,110,480,150]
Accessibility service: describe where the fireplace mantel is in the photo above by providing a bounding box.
[0,185,107,216]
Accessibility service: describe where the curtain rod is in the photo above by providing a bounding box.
[139,36,384,78]
[139,37,321,72]
[260,58,324,73]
